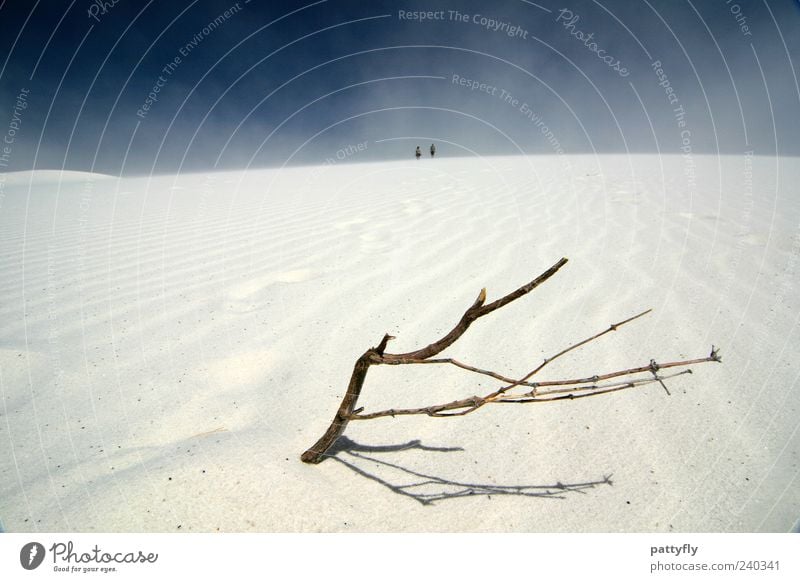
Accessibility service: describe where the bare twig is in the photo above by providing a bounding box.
[300,258,719,464]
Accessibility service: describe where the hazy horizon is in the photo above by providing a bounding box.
[3,150,800,182]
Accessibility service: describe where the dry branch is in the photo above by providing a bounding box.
[300,257,720,464]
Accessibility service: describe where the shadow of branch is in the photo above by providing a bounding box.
[323,437,613,506]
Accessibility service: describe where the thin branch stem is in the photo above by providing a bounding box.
[505,369,692,400]
[348,357,714,421]
[530,356,716,388]
[383,308,654,392]
[483,308,652,402]
[383,357,531,386]
[383,257,569,361]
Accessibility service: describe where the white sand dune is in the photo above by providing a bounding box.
[0,154,798,532]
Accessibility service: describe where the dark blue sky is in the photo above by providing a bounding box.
[0,0,798,175]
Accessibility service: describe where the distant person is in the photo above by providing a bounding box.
[430,144,436,157]
[415,146,421,159]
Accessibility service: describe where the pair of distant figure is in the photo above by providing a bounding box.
[415,144,435,159]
